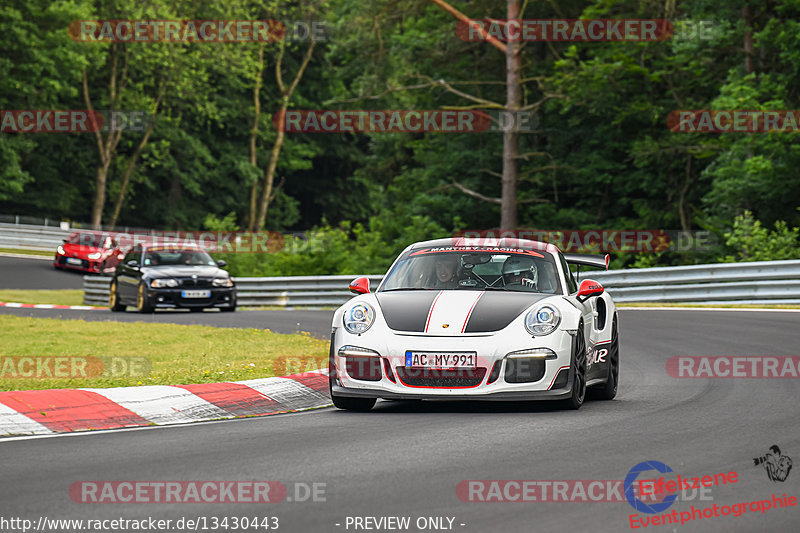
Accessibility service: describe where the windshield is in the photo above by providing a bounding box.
[143,249,217,267]
[380,247,561,294]
[67,233,115,248]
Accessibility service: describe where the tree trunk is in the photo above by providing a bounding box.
[254,40,315,231]
[108,95,161,228]
[255,107,286,230]
[247,44,266,231]
[678,155,692,232]
[91,162,111,229]
[501,0,521,230]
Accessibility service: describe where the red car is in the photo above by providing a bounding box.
[54,232,124,275]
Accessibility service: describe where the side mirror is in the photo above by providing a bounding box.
[62,239,68,244]
[217,260,227,267]
[577,279,604,302]
[126,260,139,268]
[349,276,370,294]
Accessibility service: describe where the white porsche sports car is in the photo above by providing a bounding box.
[329,237,619,411]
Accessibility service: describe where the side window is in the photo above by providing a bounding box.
[125,246,142,264]
[560,254,578,293]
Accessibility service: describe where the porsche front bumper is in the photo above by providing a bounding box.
[330,327,578,401]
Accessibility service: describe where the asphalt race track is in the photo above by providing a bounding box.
[0,255,85,289]
[0,305,333,337]
[2,257,800,532]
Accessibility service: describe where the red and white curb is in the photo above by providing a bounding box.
[0,369,330,437]
[0,301,105,310]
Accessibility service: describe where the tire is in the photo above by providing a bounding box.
[560,324,586,410]
[220,305,236,312]
[136,282,154,313]
[589,315,619,401]
[109,280,126,312]
[189,307,204,313]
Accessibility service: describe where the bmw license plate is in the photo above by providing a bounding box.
[405,351,476,369]
[66,258,82,265]
[181,290,211,298]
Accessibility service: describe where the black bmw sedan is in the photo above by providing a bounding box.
[109,244,236,313]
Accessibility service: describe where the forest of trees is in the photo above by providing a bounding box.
[2,0,799,275]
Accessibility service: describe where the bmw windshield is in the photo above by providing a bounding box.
[143,249,217,267]
[380,247,561,294]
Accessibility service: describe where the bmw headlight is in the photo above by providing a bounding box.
[150,278,179,288]
[213,278,233,287]
[524,304,561,336]
[343,303,375,334]
[87,252,102,260]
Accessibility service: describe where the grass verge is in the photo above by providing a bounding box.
[0,247,53,257]
[0,290,84,306]
[0,315,329,391]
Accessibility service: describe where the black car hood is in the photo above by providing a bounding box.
[375,290,551,333]
[142,266,228,278]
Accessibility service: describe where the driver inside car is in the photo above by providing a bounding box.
[433,254,460,289]
[502,255,538,289]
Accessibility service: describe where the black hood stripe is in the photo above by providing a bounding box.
[377,290,550,333]
[376,291,440,332]
[463,292,549,333]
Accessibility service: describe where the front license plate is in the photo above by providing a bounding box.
[181,290,211,298]
[66,258,82,265]
[405,351,477,369]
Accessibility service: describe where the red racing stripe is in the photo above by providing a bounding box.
[461,292,484,333]
[0,389,149,432]
[177,382,281,417]
[424,291,443,333]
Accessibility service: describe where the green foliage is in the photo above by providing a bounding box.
[3,0,800,270]
[719,211,800,262]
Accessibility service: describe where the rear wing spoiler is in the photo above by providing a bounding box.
[563,253,609,271]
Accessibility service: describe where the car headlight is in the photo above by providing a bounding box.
[212,278,233,287]
[343,303,375,334]
[150,278,179,288]
[87,252,102,260]
[524,304,561,336]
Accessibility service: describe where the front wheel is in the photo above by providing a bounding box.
[560,325,586,410]
[109,280,126,312]
[136,283,153,313]
[220,305,236,312]
[589,315,619,401]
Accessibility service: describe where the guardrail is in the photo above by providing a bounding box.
[0,222,70,251]
[82,260,800,308]
[588,259,800,304]
[82,275,385,307]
